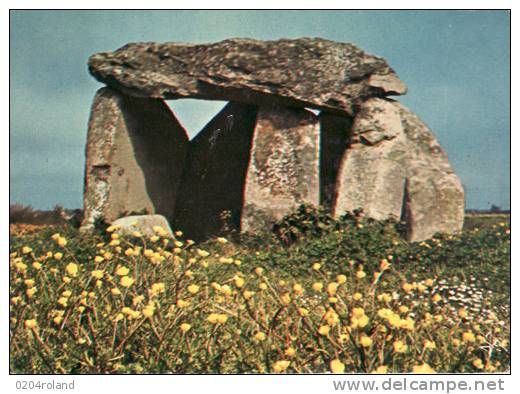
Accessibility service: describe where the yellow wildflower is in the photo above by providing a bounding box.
[255,267,264,275]
[298,308,309,317]
[327,282,338,295]
[412,363,436,373]
[330,359,345,374]
[360,335,373,347]
[91,270,104,279]
[393,340,408,353]
[177,299,189,308]
[312,282,323,292]
[243,290,255,300]
[142,306,154,318]
[234,276,245,288]
[318,325,331,336]
[353,292,362,301]
[281,293,291,305]
[293,283,304,295]
[284,347,296,357]
[133,295,145,305]
[26,287,38,298]
[372,365,388,374]
[273,360,290,373]
[217,314,228,324]
[312,262,321,271]
[462,331,476,343]
[111,288,122,296]
[65,263,78,277]
[337,274,347,284]
[120,276,135,288]
[24,319,38,329]
[150,282,166,296]
[259,283,268,290]
[22,246,33,254]
[424,340,436,350]
[54,252,63,260]
[187,284,200,294]
[472,359,484,369]
[24,279,35,288]
[356,271,366,279]
[180,323,192,333]
[399,305,409,313]
[32,262,42,270]
[253,332,266,342]
[402,283,413,293]
[94,255,104,263]
[197,249,210,257]
[116,266,130,276]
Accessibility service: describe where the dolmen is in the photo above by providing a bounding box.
[80,38,464,242]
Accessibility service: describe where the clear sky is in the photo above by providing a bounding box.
[9,10,510,210]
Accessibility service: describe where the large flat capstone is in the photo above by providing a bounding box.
[88,38,406,116]
[81,87,188,230]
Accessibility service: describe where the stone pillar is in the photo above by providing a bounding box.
[172,102,259,240]
[395,102,465,241]
[241,106,321,233]
[81,87,189,230]
[334,98,408,221]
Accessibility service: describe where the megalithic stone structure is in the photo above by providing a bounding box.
[83,38,465,241]
[172,102,259,240]
[81,87,188,231]
[333,98,408,221]
[333,98,464,241]
[241,106,321,233]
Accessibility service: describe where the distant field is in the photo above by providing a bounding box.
[463,212,511,231]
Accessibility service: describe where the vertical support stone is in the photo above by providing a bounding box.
[81,87,189,230]
[334,98,408,221]
[241,106,321,233]
[173,102,259,240]
[395,101,465,241]
[319,113,352,211]
[402,170,465,241]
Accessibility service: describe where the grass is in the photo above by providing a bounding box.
[9,207,510,374]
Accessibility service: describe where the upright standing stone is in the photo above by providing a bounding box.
[173,102,259,240]
[333,98,464,241]
[334,98,408,221]
[81,87,189,230]
[241,106,321,233]
[395,102,465,241]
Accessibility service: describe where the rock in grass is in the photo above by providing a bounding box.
[111,214,174,238]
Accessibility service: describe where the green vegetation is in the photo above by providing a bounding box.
[9,206,510,374]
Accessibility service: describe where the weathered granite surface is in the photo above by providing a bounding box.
[88,37,406,116]
[333,98,464,241]
[81,87,188,230]
[334,98,408,221]
[112,214,174,238]
[241,105,321,233]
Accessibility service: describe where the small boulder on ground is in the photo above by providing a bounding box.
[111,214,174,238]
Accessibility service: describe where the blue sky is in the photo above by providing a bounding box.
[9,10,510,210]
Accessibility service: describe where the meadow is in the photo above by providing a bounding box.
[9,206,510,374]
